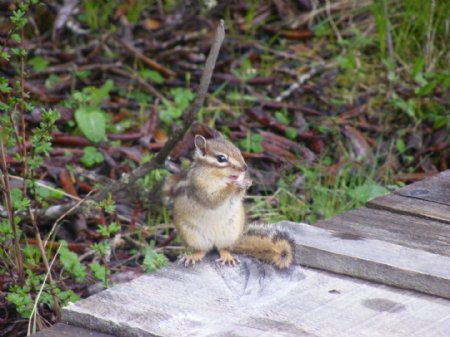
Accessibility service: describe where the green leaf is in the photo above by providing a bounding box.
[274,111,289,124]
[75,107,106,143]
[98,193,116,214]
[10,188,30,212]
[80,146,104,167]
[285,127,297,140]
[96,222,120,237]
[6,288,33,318]
[0,51,10,61]
[10,9,27,29]
[349,183,389,203]
[171,88,194,109]
[35,185,64,200]
[139,69,164,84]
[91,241,110,257]
[0,77,11,93]
[75,70,91,80]
[29,57,49,72]
[412,57,425,78]
[143,246,168,273]
[59,241,87,281]
[90,262,107,281]
[396,138,406,153]
[45,74,60,89]
[86,79,114,108]
[416,80,439,96]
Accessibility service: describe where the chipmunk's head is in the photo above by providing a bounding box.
[193,134,247,182]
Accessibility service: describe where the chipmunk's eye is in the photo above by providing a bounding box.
[216,155,227,163]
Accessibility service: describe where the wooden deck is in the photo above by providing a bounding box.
[36,170,450,337]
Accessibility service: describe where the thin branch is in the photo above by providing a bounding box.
[28,208,61,320]
[114,36,176,78]
[0,129,25,283]
[43,190,95,248]
[382,0,394,62]
[275,62,325,102]
[27,243,62,336]
[92,20,226,202]
[110,66,167,102]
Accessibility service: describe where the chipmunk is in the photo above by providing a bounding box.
[163,133,294,269]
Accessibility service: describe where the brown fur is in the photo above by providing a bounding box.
[233,231,294,269]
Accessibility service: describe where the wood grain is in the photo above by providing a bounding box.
[62,250,450,337]
[393,170,450,206]
[32,323,115,337]
[368,192,450,224]
[314,207,450,256]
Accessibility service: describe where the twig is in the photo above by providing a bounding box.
[275,63,324,102]
[326,0,343,42]
[31,62,121,77]
[25,20,226,222]
[110,66,167,102]
[92,20,226,202]
[0,129,25,283]
[43,190,95,248]
[382,0,394,62]
[27,244,62,336]
[9,175,81,200]
[115,36,176,78]
[28,208,61,320]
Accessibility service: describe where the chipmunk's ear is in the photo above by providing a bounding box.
[194,135,207,156]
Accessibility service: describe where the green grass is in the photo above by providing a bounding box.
[247,159,391,224]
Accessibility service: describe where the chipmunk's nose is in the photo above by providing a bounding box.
[241,164,248,172]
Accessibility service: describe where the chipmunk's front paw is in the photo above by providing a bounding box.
[179,251,206,267]
[240,178,252,190]
[230,178,252,191]
[216,249,240,266]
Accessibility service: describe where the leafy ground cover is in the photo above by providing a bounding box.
[0,0,449,335]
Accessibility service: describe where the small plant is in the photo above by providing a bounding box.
[239,132,263,153]
[143,245,169,273]
[28,56,49,72]
[249,158,391,224]
[139,69,164,84]
[81,146,105,167]
[72,79,114,143]
[160,87,195,125]
[89,195,119,288]
[0,2,81,328]
[59,241,87,282]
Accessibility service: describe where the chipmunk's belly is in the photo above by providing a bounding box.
[174,196,244,251]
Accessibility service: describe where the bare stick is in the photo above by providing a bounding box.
[382,0,394,62]
[0,128,25,283]
[93,20,226,202]
[43,190,95,248]
[275,62,325,102]
[28,208,61,319]
[27,244,62,336]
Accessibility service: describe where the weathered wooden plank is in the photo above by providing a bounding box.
[368,192,450,225]
[394,170,450,206]
[32,323,115,337]
[281,222,450,299]
[314,207,450,256]
[62,243,450,337]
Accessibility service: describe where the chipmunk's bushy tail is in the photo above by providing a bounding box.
[232,223,295,269]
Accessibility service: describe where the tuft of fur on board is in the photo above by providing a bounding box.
[233,222,295,269]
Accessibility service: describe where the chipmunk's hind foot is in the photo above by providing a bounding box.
[179,251,206,267]
[216,249,240,266]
